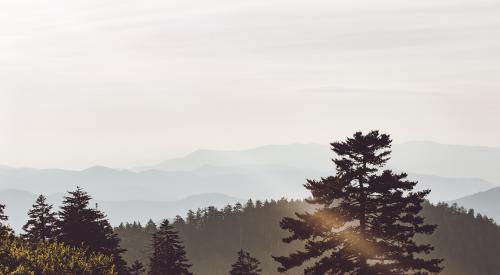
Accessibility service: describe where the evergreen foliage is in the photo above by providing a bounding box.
[116,199,308,274]
[116,200,500,275]
[149,219,192,275]
[273,131,442,274]
[0,203,11,239]
[22,194,58,243]
[229,249,262,275]
[57,186,128,274]
[129,260,146,275]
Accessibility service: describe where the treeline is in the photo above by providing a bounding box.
[117,199,500,275]
[117,198,308,274]
[0,187,127,274]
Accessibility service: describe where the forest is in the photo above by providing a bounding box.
[1,131,500,274]
[117,199,500,275]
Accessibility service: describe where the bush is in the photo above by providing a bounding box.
[0,237,117,275]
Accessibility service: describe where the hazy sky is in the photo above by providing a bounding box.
[1,0,499,169]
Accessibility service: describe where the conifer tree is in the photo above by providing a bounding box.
[229,249,262,275]
[129,260,146,275]
[233,203,243,213]
[0,203,11,239]
[149,219,192,275]
[174,215,186,226]
[57,186,128,274]
[145,219,157,234]
[244,199,255,210]
[22,195,57,243]
[186,210,196,225]
[273,131,443,274]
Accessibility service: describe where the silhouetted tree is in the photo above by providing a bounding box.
[273,131,443,274]
[22,195,57,243]
[233,203,243,213]
[129,260,146,275]
[145,219,157,234]
[57,187,128,274]
[174,215,186,226]
[117,199,500,275]
[149,219,192,275]
[186,210,196,225]
[229,249,261,275]
[244,199,255,210]
[0,203,11,239]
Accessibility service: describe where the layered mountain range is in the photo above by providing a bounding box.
[2,141,500,230]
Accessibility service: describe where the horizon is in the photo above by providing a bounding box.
[1,1,500,272]
[2,0,500,170]
[2,139,500,170]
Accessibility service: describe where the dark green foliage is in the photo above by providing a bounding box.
[22,194,58,243]
[229,249,262,275]
[117,200,500,275]
[417,202,500,275]
[57,186,128,274]
[129,260,146,275]
[116,199,309,274]
[0,203,7,222]
[149,219,192,275]
[274,131,442,274]
[0,203,11,239]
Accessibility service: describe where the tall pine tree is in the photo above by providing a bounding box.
[57,186,128,274]
[273,131,443,274]
[149,219,192,275]
[229,249,262,275]
[22,194,57,243]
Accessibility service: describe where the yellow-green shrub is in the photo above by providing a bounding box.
[0,238,117,275]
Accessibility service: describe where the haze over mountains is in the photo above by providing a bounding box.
[1,141,499,230]
[453,187,500,222]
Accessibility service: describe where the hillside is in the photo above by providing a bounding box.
[116,200,500,275]
[452,186,500,222]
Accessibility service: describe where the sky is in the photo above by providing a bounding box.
[1,0,499,169]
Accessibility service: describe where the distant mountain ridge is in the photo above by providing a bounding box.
[1,142,499,199]
[136,141,500,183]
[135,143,332,172]
[452,187,500,222]
[1,141,499,222]
[390,141,500,184]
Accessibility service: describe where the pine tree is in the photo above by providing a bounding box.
[174,215,186,226]
[129,260,146,275]
[57,186,128,274]
[229,249,262,275]
[186,210,196,225]
[22,194,57,243]
[145,219,157,234]
[233,203,243,213]
[273,131,443,274]
[149,219,192,275]
[0,203,11,239]
[244,199,255,210]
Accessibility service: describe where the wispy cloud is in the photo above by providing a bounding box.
[297,86,450,97]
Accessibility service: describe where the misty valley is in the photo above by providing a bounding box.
[2,0,499,274]
[2,132,500,274]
